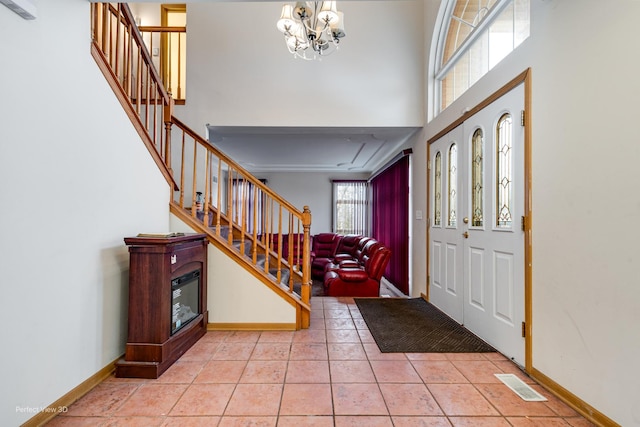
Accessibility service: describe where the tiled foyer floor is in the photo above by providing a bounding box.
[47,297,595,427]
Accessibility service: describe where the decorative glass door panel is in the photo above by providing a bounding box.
[429,83,525,365]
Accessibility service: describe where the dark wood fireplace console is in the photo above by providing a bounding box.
[115,233,208,378]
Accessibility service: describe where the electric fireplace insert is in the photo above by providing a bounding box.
[171,269,200,335]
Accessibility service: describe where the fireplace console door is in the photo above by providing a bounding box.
[115,233,208,379]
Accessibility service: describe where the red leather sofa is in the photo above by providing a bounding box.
[325,237,379,273]
[323,245,392,297]
[310,233,343,279]
[311,233,391,297]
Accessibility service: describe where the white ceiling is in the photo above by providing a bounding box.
[206,125,420,173]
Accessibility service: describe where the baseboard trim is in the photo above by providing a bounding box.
[207,322,296,331]
[21,356,120,427]
[379,277,407,297]
[530,367,620,427]
[421,291,617,426]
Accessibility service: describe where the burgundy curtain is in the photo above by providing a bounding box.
[370,155,410,294]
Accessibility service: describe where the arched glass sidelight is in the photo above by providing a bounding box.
[496,113,513,228]
[471,128,484,226]
[448,143,458,227]
[434,151,442,226]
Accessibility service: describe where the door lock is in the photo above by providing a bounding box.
[462,231,469,238]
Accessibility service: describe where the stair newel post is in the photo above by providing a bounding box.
[163,95,174,172]
[301,205,312,328]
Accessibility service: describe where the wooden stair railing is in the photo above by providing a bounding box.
[169,116,312,314]
[90,3,312,328]
[91,2,176,189]
[138,25,187,104]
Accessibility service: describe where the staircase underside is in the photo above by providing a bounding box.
[170,202,311,329]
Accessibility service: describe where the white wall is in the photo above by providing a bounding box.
[170,214,296,325]
[259,171,370,234]
[411,0,640,425]
[0,2,171,425]
[177,1,424,132]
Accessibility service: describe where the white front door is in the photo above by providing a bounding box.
[429,125,465,323]
[429,84,525,366]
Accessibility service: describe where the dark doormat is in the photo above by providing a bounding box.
[355,298,496,353]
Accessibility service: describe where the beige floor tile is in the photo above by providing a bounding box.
[193,360,247,383]
[45,297,595,427]
[334,415,394,426]
[329,360,376,383]
[379,383,443,416]
[169,383,235,416]
[116,384,187,417]
[448,416,512,426]
[276,415,334,426]
[328,343,367,360]
[257,330,294,343]
[286,360,331,383]
[161,416,222,426]
[370,360,422,383]
[155,360,205,384]
[411,360,469,384]
[224,383,283,416]
[60,382,138,417]
[450,360,503,384]
[239,360,287,383]
[475,383,556,417]
[216,416,276,427]
[428,383,499,416]
[326,329,362,343]
[332,383,389,416]
[391,416,453,426]
[250,342,291,360]
[280,383,333,415]
[290,343,329,360]
[211,342,256,360]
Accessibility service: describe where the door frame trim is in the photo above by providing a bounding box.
[426,68,532,373]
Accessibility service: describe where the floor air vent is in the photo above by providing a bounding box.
[494,373,547,401]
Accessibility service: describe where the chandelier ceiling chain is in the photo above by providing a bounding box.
[277,1,346,60]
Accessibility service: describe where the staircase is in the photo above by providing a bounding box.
[90,3,312,329]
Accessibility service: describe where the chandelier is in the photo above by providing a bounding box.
[276,1,346,60]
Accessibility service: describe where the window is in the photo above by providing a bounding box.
[333,181,368,235]
[433,151,442,227]
[471,128,484,226]
[448,143,458,227]
[496,113,513,228]
[435,0,530,113]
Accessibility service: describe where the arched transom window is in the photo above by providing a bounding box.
[434,0,530,114]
